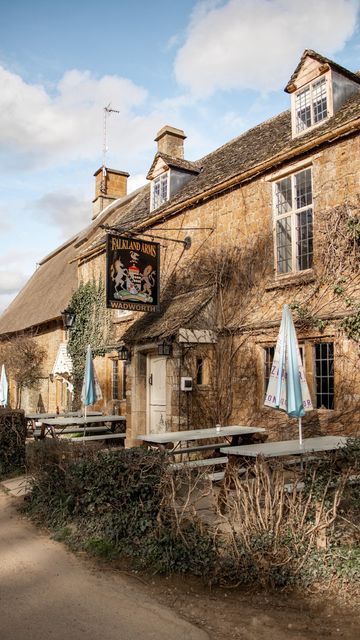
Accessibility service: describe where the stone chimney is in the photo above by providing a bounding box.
[154,125,186,159]
[92,167,130,220]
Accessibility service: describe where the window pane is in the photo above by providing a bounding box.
[276,217,292,273]
[295,169,312,209]
[296,208,313,270]
[112,360,119,400]
[296,87,311,133]
[315,343,334,409]
[264,346,275,391]
[152,177,160,209]
[275,177,292,215]
[312,78,327,123]
[196,357,203,385]
[160,173,168,204]
[122,362,127,401]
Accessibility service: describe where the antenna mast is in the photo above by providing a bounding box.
[101,103,120,193]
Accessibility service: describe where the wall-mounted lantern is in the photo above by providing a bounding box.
[158,339,172,356]
[61,307,76,330]
[117,345,131,362]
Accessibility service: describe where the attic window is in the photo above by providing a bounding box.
[295,77,328,134]
[151,173,169,210]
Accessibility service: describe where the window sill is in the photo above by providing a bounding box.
[265,270,315,291]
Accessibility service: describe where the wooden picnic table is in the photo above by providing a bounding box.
[36,415,126,442]
[138,425,266,449]
[220,436,348,458]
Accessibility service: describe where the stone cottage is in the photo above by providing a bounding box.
[0,49,359,444]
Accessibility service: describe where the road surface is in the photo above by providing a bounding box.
[0,489,208,640]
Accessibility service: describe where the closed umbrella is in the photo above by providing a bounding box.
[81,345,102,420]
[264,305,313,445]
[0,364,8,407]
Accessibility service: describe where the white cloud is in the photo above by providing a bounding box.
[35,191,90,237]
[128,174,147,193]
[0,269,27,295]
[0,65,154,170]
[175,0,359,97]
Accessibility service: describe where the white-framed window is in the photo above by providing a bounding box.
[294,77,328,134]
[151,172,169,210]
[273,167,313,275]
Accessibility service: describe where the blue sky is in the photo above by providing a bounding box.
[0,0,359,313]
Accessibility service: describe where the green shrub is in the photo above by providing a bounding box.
[0,409,26,477]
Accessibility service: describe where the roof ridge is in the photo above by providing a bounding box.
[197,109,290,164]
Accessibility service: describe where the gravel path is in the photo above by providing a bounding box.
[0,489,208,640]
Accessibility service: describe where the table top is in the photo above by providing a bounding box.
[137,425,266,444]
[27,411,102,420]
[220,436,348,458]
[41,415,125,427]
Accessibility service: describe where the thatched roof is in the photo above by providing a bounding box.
[0,187,151,335]
[285,49,360,93]
[123,286,214,343]
[0,240,78,335]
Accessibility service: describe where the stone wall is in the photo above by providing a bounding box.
[78,131,360,443]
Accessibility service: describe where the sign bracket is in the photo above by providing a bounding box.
[101,224,192,250]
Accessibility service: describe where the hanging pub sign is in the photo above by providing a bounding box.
[106,234,160,312]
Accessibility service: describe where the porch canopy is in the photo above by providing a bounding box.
[122,286,215,346]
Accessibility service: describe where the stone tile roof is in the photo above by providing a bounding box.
[107,89,360,237]
[123,286,214,343]
[285,49,360,92]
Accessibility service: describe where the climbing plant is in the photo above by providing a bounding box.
[67,276,113,407]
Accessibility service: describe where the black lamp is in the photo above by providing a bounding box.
[61,307,76,330]
[158,339,172,356]
[117,345,131,362]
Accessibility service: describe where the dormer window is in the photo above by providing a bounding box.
[295,77,328,134]
[151,172,169,210]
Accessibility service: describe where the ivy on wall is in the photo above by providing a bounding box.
[67,276,113,407]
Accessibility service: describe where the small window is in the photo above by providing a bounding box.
[112,360,119,400]
[274,168,313,275]
[264,346,275,391]
[196,357,204,385]
[122,362,127,401]
[151,173,169,210]
[295,77,328,134]
[314,342,334,409]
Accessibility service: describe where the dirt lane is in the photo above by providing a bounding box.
[0,490,208,640]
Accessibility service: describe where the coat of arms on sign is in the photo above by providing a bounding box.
[106,234,160,312]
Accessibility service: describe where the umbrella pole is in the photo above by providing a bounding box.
[84,405,87,440]
[298,416,303,447]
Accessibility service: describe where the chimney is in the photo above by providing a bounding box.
[154,125,186,159]
[92,167,130,220]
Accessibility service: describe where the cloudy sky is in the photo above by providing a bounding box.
[0,0,359,313]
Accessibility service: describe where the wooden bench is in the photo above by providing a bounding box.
[207,466,247,482]
[70,434,126,443]
[170,456,228,471]
[166,443,231,456]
